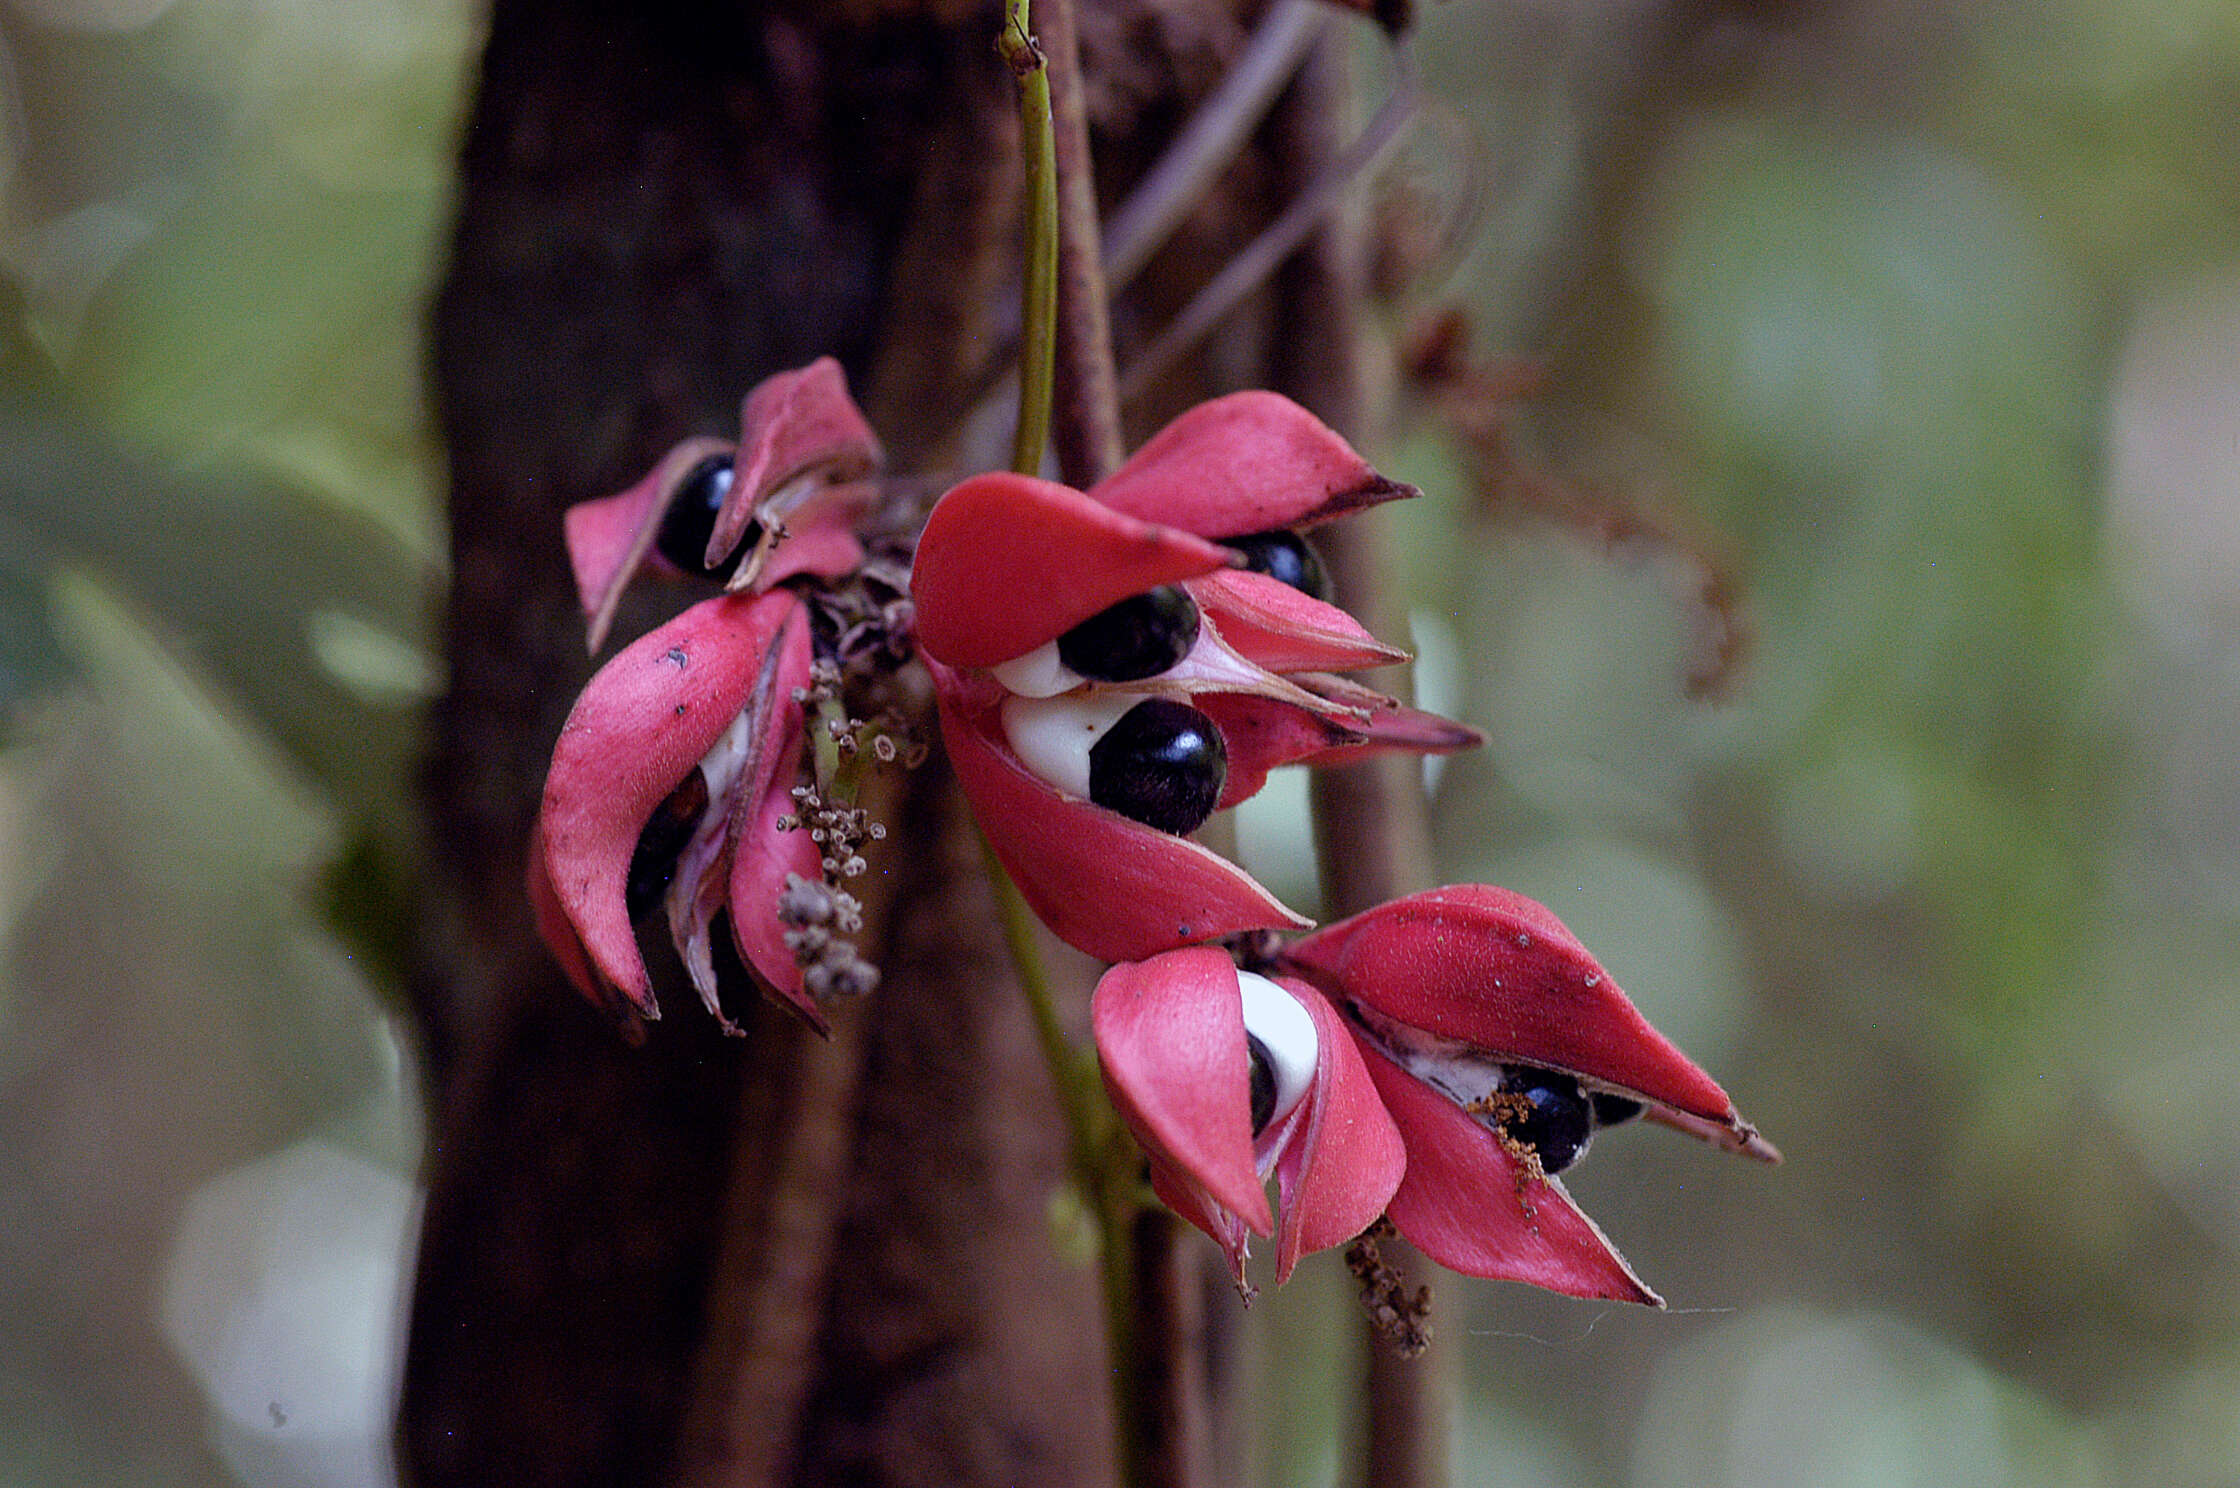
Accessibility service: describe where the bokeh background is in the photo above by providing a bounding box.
[2,1,2235,1484]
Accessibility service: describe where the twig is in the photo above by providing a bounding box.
[1101,0,1333,290]
[1124,1207,1208,1488]
[949,0,1332,447]
[1041,6,1209,1482]
[993,6,1183,1486]
[1038,5,1208,1484]
[671,1012,867,1488]
[671,763,916,1486]
[1039,0,1125,485]
[1120,49,1422,405]
[999,0,1059,476]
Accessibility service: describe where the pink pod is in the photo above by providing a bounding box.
[1094,950,1404,1283]
[532,589,837,1033]
[1359,1042,1662,1304]
[910,470,1234,670]
[564,356,881,650]
[931,661,1311,963]
[1089,390,1416,537]
[1283,884,1748,1130]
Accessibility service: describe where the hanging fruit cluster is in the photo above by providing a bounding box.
[529,359,1774,1300]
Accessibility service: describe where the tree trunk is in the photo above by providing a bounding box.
[400,3,1361,1483]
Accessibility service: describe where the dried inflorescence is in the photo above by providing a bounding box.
[776,871,879,1002]
[1346,1220,1432,1359]
[1400,308,1751,699]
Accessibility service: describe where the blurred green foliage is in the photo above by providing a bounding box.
[4,1,2239,1486]
[1,3,464,1484]
[1344,1,2240,1484]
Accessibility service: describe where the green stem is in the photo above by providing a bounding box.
[1100,1190,1148,1487]
[979,833,1151,1483]
[1000,0,1059,479]
[998,8,1156,1484]
[810,695,850,804]
[979,834,1096,1170]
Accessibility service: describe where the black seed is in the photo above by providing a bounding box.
[1247,1034,1278,1136]
[1087,698,1227,835]
[625,767,710,919]
[1495,1064,1594,1174]
[1590,1092,1644,1127]
[1227,529,1328,600]
[654,455,754,580]
[1056,585,1199,682]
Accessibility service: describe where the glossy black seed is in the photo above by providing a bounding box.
[1087,697,1227,835]
[1227,529,1328,600]
[1590,1092,1645,1127]
[1494,1064,1594,1174]
[1247,1033,1279,1135]
[1056,585,1199,683]
[625,767,710,920]
[654,455,753,580]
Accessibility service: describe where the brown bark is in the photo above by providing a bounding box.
[403,7,1103,1484]
[401,3,1375,1484]
[1039,0,1126,488]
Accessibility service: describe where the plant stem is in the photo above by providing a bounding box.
[1000,0,1059,478]
[995,10,1163,1487]
[1032,4,1203,1484]
[978,831,1158,1488]
[1119,46,1420,406]
[980,837,1094,1167]
[810,695,851,805]
[1101,0,1332,289]
[1037,0,1125,486]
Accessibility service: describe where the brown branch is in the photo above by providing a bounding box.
[1121,49,1420,407]
[671,770,918,1485]
[1269,30,1452,1488]
[668,1013,865,1487]
[1039,4,1204,1485]
[1039,0,1125,486]
[1125,1208,1211,1488]
[1101,0,1333,290]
